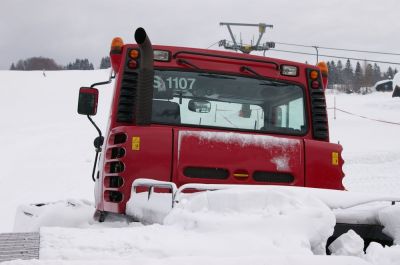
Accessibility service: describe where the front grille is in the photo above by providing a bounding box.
[106,176,124,188]
[105,191,123,202]
[117,71,138,123]
[307,69,329,141]
[113,133,127,144]
[111,147,125,159]
[310,89,329,140]
[109,161,125,173]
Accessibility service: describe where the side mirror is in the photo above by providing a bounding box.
[78,87,99,116]
[188,99,211,113]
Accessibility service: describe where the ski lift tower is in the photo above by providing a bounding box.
[219,22,275,54]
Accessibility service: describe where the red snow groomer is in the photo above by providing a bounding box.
[78,28,343,221]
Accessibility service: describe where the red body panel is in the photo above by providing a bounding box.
[99,126,173,213]
[92,44,344,214]
[304,139,344,190]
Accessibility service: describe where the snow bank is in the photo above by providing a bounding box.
[378,204,400,244]
[37,188,335,260]
[328,230,364,256]
[365,242,400,265]
[126,192,174,225]
[13,200,95,232]
[13,199,135,232]
[164,188,335,255]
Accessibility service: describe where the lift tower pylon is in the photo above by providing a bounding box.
[219,22,275,54]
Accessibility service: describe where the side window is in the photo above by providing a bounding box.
[271,98,304,131]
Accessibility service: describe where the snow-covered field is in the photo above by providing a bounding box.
[0,70,400,264]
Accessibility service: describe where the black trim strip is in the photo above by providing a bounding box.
[184,167,229,180]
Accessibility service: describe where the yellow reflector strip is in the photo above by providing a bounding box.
[332,152,339,166]
[233,173,249,178]
[132,136,140,151]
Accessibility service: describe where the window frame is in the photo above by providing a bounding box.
[151,67,309,136]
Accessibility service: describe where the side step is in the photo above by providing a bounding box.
[0,232,40,262]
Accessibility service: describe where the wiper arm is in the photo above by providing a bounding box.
[199,73,235,80]
[176,58,200,70]
[240,66,263,78]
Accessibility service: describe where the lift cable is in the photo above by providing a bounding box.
[206,41,220,49]
[268,48,400,66]
[274,42,400,56]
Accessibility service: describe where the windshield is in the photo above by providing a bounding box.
[152,70,307,135]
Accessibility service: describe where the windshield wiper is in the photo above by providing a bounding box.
[199,73,235,80]
[176,58,200,70]
[240,66,262,78]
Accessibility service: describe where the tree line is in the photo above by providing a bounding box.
[9,56,398,93]
[9,56,111,71]
[327,59,398,93]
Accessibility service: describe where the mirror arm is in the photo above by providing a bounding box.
[90,79,112,88]
[90,70,114,88]
[87,115,102,140]
[87,115,103,182]
[86,71,114,182]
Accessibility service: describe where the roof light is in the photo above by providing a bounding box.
[111,37,124,53]
[281,65,298,76]
[317,61,328,77]
[154,50,170,61]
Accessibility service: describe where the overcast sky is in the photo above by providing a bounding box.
[1,0,399,70]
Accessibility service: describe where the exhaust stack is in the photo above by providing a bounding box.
[134,27,154,125]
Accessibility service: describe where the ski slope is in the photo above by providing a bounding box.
[0,70,400,264]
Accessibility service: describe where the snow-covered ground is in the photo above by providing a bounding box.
[326,90,400,194]
[1,70,400,264]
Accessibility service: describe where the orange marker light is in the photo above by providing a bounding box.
[129,49,139,59]
[111,37,124,53]
[310,70,319,80]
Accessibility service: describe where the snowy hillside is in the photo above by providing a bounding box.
[0,70,113,232]
[1,70,400,265]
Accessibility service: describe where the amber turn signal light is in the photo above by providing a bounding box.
[310,70,319,80]
[129,49,139,59]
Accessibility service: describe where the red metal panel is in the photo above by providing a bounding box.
[173,129,304,187]
[304,139,344,190]
[101,126,173,213]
